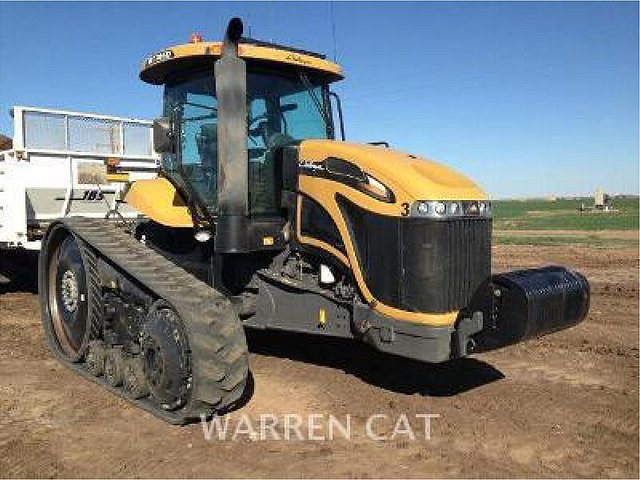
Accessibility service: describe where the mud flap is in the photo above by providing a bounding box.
[474,266,590,352]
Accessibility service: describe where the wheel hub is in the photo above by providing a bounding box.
[60,269,79,312]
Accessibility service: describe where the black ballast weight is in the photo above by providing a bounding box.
[475,266,590,352]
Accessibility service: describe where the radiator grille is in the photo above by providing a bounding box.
[401,217,492,312]
[339,196,491,313]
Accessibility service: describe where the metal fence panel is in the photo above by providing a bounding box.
[68,116,121,154]
[123,122,152,156]
[19,108,153,156]
[23,111,67,150]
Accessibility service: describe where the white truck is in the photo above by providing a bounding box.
[0,106,159,250]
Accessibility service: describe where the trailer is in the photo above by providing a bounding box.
[0,106,159,250]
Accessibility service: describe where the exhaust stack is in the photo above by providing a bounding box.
[214,18,249,253]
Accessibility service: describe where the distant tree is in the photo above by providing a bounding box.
[0,134,12,151]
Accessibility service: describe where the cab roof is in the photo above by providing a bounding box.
[140,37,344,85]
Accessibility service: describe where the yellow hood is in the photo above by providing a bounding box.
[299,140,487,202]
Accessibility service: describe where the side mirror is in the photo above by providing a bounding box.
[153,117,174,154]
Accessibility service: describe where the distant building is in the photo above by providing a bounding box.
[594,187,612,211]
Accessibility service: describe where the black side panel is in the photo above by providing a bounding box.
[250,275,353,339]
[338,196,491,314]
[339,198,401,305]
[300,195,346,254]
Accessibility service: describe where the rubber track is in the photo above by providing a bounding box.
[53,217,249,425]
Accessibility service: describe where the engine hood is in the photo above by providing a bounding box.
[298,140,487,202]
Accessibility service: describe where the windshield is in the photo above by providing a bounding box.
[247,71,331,143]
[163,69,331,215]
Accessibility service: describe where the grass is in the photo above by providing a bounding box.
[491,197,639,247]
[494,234,639,248]
[492,197,639,231]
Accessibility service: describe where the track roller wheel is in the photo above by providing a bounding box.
[104,346,125,386]
[85,341,106,376]
[123,356,150,399]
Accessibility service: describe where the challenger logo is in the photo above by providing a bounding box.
[285,53,312,66]
[298,160,325,173]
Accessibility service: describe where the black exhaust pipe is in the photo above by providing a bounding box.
[214,18,249,253]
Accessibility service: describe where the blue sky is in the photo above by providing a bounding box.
[0,1,637,197]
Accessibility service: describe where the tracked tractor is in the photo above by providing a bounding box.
[39,18,590,423]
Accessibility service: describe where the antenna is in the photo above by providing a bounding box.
[328,1,338,61]
[268,1,275,43]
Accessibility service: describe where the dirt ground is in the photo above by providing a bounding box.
[0,243,638,478]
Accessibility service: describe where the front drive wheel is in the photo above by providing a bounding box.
[141,303,191,411]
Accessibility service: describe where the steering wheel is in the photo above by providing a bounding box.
[247,115,295,155]
[248,114,268,146]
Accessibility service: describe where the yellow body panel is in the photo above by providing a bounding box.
[239,43,342,77]
[140,41,343,85]
[299,140,487,207]
[125,178,193,228]
[296,140,487,327]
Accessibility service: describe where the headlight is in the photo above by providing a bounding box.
[360,173,394,203]
[417,202,430,215]
[482,202,491,215]
[413,200,492,218]
[317,157,396,203]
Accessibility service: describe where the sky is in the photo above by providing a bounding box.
[0,1,638,198]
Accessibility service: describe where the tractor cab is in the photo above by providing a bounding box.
[160,64,335,214]
[137,21,344,252]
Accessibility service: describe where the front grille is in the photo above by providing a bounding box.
[339,196,491,313]
[402,217,491,312]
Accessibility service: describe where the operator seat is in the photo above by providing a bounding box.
[194,123,218,196]
[196,123,218,172]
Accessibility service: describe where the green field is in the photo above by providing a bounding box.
[495,234,638,248]
[492,197,639,247]
[492,197,639,231]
